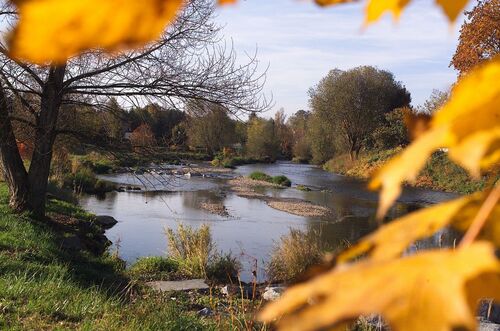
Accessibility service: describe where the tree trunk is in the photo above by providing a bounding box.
[349,139,357,161]
[0,83,31,212]
[355,145,362,159]
[27,65,66,218]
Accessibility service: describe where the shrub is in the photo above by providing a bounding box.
[210,152,224,167]
[296,185,311,192]
[92,162,113,174]
[249,171,292,187]
[71,167,98,192]
[94,180,109,193]
[166,223,214,278]
[165,224,241,282]
[267,228,328,283]
[128,256,179,281]
[206,253,241,284]
[272,175,291,187]
[249,171,273,182]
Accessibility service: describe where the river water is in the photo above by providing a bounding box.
[79,161,459,281]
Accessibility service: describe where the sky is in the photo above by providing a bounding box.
[214,0,472,117]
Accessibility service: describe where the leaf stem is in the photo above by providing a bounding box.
[459,185,500,248]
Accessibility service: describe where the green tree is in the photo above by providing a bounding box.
[186,102,236,156]
[288,110,311,162]
[245,117,279,161]
[100,98,127,140]
[307,112,337,164]
[309,66,410,160]
[274,108,293,159]
[371,107,411,149]
[417,89,449,114]
[171,122,188,149]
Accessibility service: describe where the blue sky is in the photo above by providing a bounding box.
[214,0,473,116]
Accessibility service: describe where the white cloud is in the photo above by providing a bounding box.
[215,0,471,117]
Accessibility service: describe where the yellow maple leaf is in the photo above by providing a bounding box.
[313,0,471,23]
[364,0,470,23]
[260,242,500,331]
[435,0,470,22]
[365,0,411,22]
[370,58,500,218]
[9,0,185,64]
[337,190,500,263]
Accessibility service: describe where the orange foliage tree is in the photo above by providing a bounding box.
[129,124,156,150]
[451,0,500,75]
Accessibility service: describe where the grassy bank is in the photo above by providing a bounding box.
[323,148,491,194]
[0,183,258,330]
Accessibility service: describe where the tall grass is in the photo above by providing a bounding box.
[165,223,240,282]
[267,228,328,283]
[166,224,214,278]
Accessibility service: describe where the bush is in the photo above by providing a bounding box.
[165,223,240,282]
[267,228,328,283]
[296,185,311,192]
[128,256,179,281]
[249,171,292,187]
[71,167,98,192]
[92,162,113,174]
[272,175,291,187]
[206,253,241,284]
[61,166,115,194]
[212,153,255,169]
[166,223,214,278]
[249,171,272,182]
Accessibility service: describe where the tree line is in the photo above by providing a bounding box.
[8,65,452,166]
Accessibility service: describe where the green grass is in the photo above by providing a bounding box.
[249,171,273,182]
[323,148,491,194]
[128,256,180,281]
[418,151,489,193]
[0,183,221,330]
[249,172,292,187]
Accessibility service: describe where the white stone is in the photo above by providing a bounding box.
[145,279,209,292]
[262,286,285,301]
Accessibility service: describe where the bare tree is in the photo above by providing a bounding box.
[0,0,269,217]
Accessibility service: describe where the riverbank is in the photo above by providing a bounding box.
[323,148,491,194]
[0,183,262,330]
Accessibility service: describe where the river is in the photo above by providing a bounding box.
[79,161,459,281]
